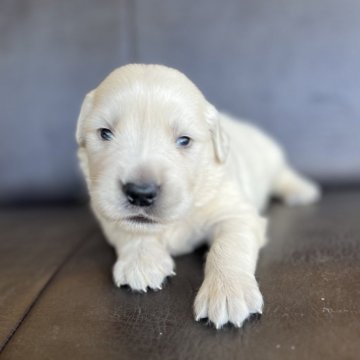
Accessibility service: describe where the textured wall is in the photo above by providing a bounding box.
[1,0,360,203]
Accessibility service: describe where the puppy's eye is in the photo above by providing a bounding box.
[176,136,191,147]
[99,128,113,141]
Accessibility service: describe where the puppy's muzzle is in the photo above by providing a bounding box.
[122,182,159,207]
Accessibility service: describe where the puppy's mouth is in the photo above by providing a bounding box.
[126,215,158,224]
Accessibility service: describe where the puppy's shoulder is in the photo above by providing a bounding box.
[219,112,284,159]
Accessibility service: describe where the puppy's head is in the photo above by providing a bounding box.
[76,64,228,232]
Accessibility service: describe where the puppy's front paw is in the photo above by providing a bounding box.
[194,272,263,329]
[112,245,175,292]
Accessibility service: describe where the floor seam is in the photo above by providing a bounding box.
[0,227,99,353]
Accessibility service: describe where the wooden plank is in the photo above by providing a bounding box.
[0,206,96,351]
[1,191,360,359]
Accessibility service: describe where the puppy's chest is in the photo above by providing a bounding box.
[162,216,209,256]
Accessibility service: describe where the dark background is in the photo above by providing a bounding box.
[1,0,360,204]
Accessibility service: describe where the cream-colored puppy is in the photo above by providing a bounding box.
[76,64,320,329]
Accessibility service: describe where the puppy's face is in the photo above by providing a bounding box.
[76,65,228,232]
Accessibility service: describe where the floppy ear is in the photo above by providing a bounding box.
[76,90,95,147]
[205,103,229,163]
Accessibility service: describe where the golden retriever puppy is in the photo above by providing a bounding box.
[76,64,320,329]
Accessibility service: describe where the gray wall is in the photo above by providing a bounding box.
[1,0,360,203]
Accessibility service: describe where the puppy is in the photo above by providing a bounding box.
[76,64,320,329]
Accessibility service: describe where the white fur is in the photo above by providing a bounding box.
[76,64,321,329]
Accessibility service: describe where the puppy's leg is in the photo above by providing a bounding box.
[272,165,321,206]
[111,234,175,292]
[194,210,266,329]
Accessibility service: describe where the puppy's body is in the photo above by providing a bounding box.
[77,64,320,329]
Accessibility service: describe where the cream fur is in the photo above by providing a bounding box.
[76,64,321,329]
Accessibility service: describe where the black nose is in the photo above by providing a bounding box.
[122,182,159,207]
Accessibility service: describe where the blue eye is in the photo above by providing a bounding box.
[99,128,113,141]
[176,136,191,147]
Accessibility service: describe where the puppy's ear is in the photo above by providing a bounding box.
[76,90,95,147]
[205,103,229,163]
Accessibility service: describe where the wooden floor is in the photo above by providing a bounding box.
[1,190,359,359]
